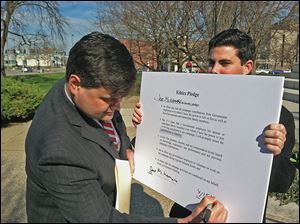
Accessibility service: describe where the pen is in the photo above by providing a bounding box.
[201,203,213,223]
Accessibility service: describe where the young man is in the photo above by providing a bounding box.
[132,29,295,219]
[25,32,227,223]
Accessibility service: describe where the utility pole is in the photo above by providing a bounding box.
[296,34,299,63]
[213,2,218,36]
[281,34,285,68]
[71,34,74,46]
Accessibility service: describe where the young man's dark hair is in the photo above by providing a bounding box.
[208,29,256,65]
[66,32,137,96]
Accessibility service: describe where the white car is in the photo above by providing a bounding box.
[256,68,270,74]
[21,67,33,72]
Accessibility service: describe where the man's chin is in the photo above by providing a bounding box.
[100,114,114,121]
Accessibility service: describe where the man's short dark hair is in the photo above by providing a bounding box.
[208,29,256,65]
[66,32,136,96]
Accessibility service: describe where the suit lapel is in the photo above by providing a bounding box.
[81,124,120,159]
[112,112,127,159]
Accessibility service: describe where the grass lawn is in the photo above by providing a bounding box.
[8,72,142,96]
[10,73,65,94]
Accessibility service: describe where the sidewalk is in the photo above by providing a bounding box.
[1,96,299,223]
[5,67,65,76]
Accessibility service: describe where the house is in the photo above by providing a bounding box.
[256,8,299,71]
[268,20,299,70]
[4,49,18,67]
[4,45,67,68]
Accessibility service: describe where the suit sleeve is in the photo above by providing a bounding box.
[38,145,176,223]
[38,145,113,222]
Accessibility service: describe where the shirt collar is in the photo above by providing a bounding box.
[64,83,75,106]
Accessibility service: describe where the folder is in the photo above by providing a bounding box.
[115,159,132,214]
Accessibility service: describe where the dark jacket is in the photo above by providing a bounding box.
[268,105,296,193]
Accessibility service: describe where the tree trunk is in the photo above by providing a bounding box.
[1,1,15,77]
[1,14,9,77]
[1,40,6,76]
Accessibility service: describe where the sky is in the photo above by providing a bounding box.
[4,1,101,53]
[5,1,99,53]
[59,1,100,54]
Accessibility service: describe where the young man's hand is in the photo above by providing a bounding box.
[132,102,142,128]
[126,149,135,176]
[264,123,287,156]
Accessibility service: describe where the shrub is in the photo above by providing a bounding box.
[134,71,142,95]
[269,169,299,205]
[269,141,299,206]
[1,77,44,122]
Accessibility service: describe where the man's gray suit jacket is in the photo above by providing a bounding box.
[25,79,176,223]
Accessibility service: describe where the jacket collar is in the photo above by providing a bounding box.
[80,123,120,159]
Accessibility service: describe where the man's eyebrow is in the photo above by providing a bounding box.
[99,94,111,98]
[100,95,122,100]
[219,59,232,63]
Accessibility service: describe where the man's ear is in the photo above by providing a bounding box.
[242,60,254,75]
[68,74,81,95]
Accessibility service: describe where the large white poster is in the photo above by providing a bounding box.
[133,72,284,223]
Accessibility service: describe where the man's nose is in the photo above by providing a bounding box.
[109,100,121,110]
[209,64,221,74]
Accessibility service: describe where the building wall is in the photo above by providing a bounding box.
[269,30,299,69]
[121,39,157,71]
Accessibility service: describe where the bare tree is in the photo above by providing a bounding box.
[1,1,68,76]
[164,1,210,71]
[96,1,298,72]
[96,1,170,71]
[203,1,298,69]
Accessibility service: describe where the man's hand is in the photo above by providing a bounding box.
[132,102,142,128]
[126,149,135,176]
[178,196,228,223]
[264,123,287,156]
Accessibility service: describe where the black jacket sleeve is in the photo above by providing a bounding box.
[268,105,296,193]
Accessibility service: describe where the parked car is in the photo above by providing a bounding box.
[255,68,271,74]
[271,69,284,75]
[195,69,205,73]
[21,67,33,72]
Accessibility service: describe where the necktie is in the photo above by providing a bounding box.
[101,121,120,152]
